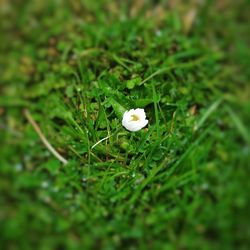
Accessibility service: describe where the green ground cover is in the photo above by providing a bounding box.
[1,1,249,249]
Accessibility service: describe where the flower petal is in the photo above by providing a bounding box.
[122,108,148,132]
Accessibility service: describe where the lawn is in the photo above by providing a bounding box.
[1,0,250,249]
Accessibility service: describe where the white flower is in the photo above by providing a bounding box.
[122,108,148,132]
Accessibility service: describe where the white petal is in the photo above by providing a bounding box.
[140,119,148,128]
[122,108,148,132]
[134,108,146,119]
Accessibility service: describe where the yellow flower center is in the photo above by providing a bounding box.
[130,114,140,121]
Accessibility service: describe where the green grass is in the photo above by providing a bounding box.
[1,1,250,249]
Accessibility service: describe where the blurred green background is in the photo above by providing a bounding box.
[0,0,249,249]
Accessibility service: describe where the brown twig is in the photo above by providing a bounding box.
[23,109,68,165]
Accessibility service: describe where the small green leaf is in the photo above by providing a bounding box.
[109,98,126,118]
[43,159,61,175]
[126,79,136,89]
[65,85,74,98]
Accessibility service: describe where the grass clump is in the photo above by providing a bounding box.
[0,1,249,249]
